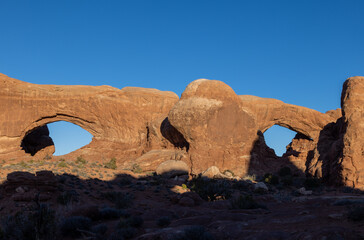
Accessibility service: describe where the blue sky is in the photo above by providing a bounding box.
[1,1,363,156]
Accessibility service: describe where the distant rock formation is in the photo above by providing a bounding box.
[0,73,363,189]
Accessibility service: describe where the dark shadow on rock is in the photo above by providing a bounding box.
[20,125,54,156]
[314,117,345,186]
[247,130,305,178]
[160,117,189,151]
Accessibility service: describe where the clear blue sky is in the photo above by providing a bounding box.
[1,1,363,156]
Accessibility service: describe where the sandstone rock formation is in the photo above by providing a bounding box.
[1,73,363,189]
[0,73,178,162]
[168,79,339,176]
[340,76,364,187]
[168,79,258,175]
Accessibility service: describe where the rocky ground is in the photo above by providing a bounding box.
[0,158,364,240]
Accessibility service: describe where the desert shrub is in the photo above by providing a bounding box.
[104,158,117,170]
[1,204,56,240]
[189,177,232,201]
[43,154,52,160]
[131,163,142,173]
[99,207,122,219]
[173,225,215,240]
[157,216,171,227]
[58,161,68,168]
[60,216,92,238]
[347,206,364,221]
[103,191,134,209]
[118,216,144,228]
[304,177,321,189]
[92,223,108,236]
[278,166,292,177]
[242,174,256,182]
[263,173,279,185]
[1,212,35,240]
[32,204,56,239]
[76,156,87,164]
[114,228,136,239]
[230,195,266,209]
[57,190,79,205]
[19,161,30,169]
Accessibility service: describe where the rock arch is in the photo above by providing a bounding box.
[239,95,335,140]
[2,73,362,189]
[168,79,339,175]
[0,73,179,161]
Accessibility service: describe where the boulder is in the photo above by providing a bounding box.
[128,149,187,173]
[156,160,189,177]
[201,166,224,178]
[254,182,268,191]
[168,79,257,175]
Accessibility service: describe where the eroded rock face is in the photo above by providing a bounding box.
[168,79,257,175]
[340,76,364,188]
[0,73,179,163]
[1,73,363,189]
[168,79,339,176]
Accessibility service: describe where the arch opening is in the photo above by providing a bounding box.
[21,121,93,156]
[48,121,93,156]
[263,125,299,157]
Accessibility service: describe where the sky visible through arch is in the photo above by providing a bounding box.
[1,1,363,156]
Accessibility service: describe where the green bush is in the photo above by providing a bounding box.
[189,177,232,201]
[76,156,87,165]
[58,161,68,168]
[131,163,142,173]
[263,173,279,185]
[104,157,117,170]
